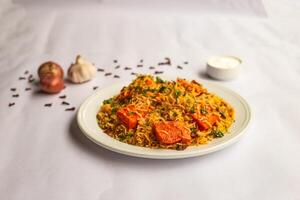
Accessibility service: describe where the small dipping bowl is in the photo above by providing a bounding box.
[206,56,242,81]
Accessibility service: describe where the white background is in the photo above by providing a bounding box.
[0,0,300,199]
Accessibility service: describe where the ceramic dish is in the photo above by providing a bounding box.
[77,78,251,159]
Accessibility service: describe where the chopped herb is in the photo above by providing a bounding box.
[93,86,98,90]
[177,65,183,70]
[156,76,164,83]
[25,88,31,91]
[149,66,155,70]
[135,86,142,93]
[118,134,126,141]
[174,90,181,99]
[12,94,19,98]
[24,70,29,75]
[190,127,197,137]
[140,59,144,63]
[59,95,66,99]
[137,65,143,68]
[200,108,207,115]
[10,88,16,92]
[105,72,112,76]
[97,68,104,72]
[131,72,137,75]
[184,61,188,64]
[8,103,15,107]
[19,77,26,80]
[113,75,120,78]
[113,59,118,63]
[44,103,52,107]
[124,67,132,70]
[190,127,197,133]
[159,86,167,93]
[115,65,120,69]
[190,106,196,114]
[103,98,113,104]
[111,107,117,114]
[211,130,224,138]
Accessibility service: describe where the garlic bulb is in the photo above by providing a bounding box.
[68,55,97,83]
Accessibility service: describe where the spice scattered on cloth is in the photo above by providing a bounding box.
[65,107,76,111]
[62,101,70,105]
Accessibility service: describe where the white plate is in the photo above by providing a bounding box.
[77,78,251,159]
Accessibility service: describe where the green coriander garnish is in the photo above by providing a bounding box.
[200,108,207,115]
[103,98,112,104]
[156,76,164,83]
[211,130,224,138]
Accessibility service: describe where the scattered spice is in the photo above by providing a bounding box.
[59,95,66,99]
[97,68,104,72]
[137,65,143,68]
[113,75,120,78]
[12,94,19,98]
[28,75,35,83]
[25,88,31,91]
[140,59,144,63]
[10,88,16,92]
[61,101,70,105]
[149,66,155,70]
[131,72,137,75]
[124,67,132,70]
[24,70,29,75]
[115,65,120,69]
[9,103,15,107]
[28,78,35,83]
[154,71,164,74]
[113,59,118,63]
[65,107,76,111]
[44,103,52,107]
[177,65,183,70]
[93,86,98,90]
[19,77,26,80]
[105,72,112,76]
[158,57,171,65]
[184,61,189,65]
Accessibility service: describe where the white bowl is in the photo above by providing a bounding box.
[207,56,242,81]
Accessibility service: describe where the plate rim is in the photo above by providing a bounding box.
[77,79,251,159]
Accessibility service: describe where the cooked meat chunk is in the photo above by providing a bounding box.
[153,121,191,145]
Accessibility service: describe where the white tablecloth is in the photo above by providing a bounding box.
[1,0,300,199]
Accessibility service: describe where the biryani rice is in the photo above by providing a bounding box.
[97,75,235,150]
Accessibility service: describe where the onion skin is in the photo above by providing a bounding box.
[40,75,65,94]
[38,61,64,79]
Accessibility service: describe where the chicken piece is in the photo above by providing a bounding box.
[192,114,220,131]
[117,105,139,129]
[153,121,191,145]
